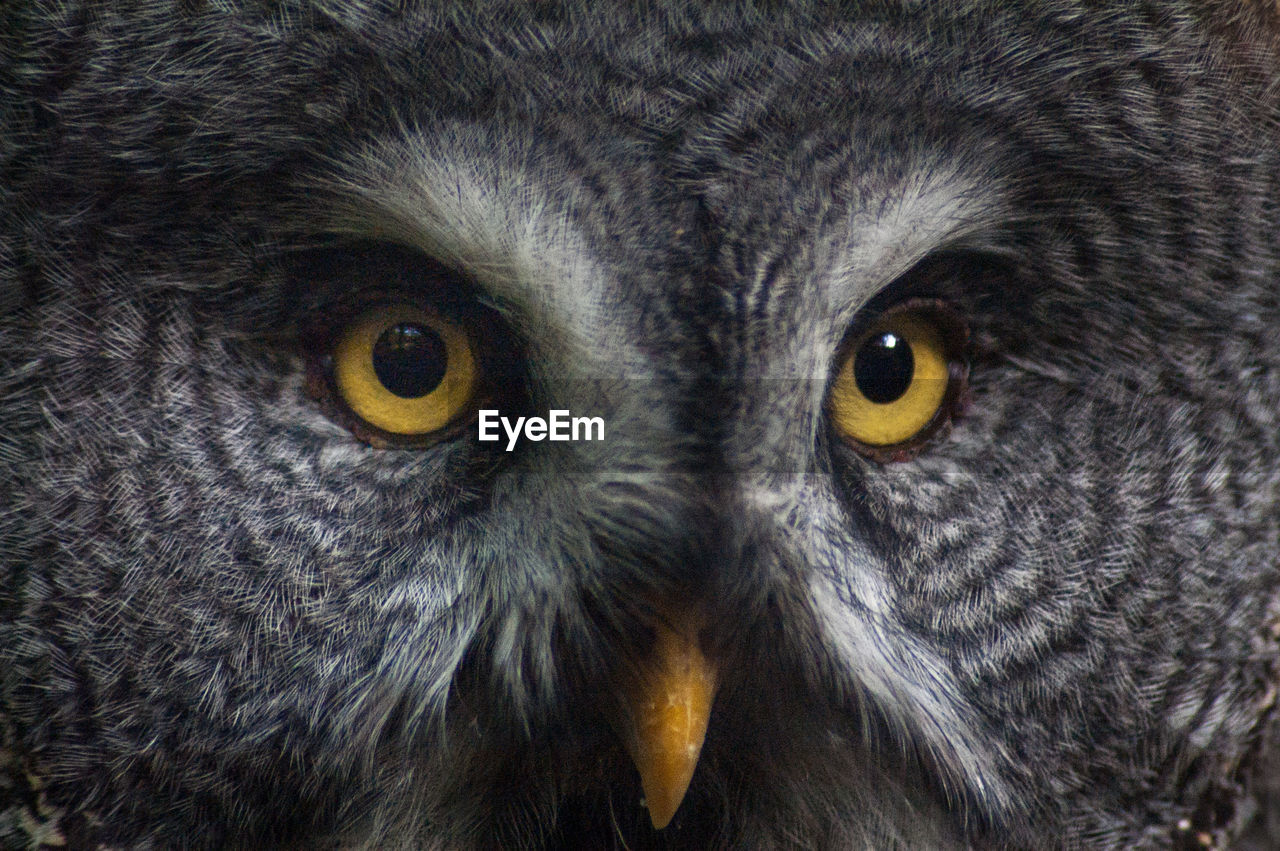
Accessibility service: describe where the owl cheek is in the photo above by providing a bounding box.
[615,608,718,830]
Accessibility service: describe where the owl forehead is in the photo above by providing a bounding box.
[318,120,991,381]
[286,2,1059,379]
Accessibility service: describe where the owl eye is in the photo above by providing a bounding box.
[827,301,967,459]
[328,303,479,438]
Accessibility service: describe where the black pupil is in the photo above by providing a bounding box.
[853,332,914,404]
[371,322,448,398]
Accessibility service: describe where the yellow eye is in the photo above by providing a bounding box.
[828,305,964,454]
[331,304,477,436]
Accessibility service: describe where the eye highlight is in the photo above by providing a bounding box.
[828,301,967,459]
[331,304,478,437]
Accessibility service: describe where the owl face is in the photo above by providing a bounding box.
[3,2,1280,849]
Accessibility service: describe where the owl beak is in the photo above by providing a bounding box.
[621,609,718,830]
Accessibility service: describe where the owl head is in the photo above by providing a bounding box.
[3,1,1280,849]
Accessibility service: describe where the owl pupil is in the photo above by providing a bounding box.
[371,323,447,398]
[854,332,914,404]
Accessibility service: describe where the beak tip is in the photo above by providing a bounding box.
[645,798,679,830]
[637,750,698,829]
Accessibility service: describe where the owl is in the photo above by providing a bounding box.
[4,1,1280,848]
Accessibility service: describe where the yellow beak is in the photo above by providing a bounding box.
[621,610,718,829]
